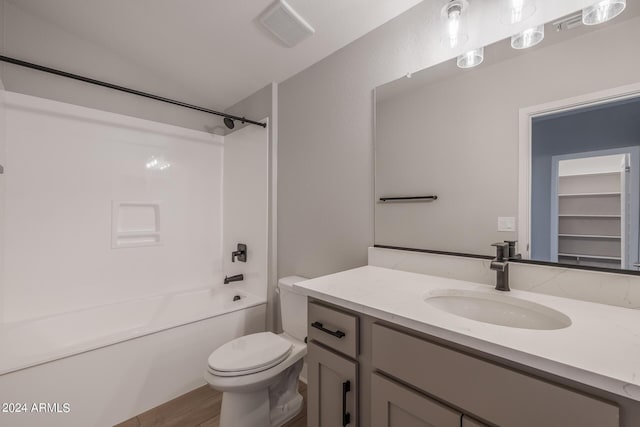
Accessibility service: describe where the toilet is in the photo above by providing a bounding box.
[204,276,308,427]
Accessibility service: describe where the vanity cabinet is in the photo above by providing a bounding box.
[307,302,359,427]
[371,372,488,427]
[372,323,618,427]
[306,299,622,427]
[371,373,463,427]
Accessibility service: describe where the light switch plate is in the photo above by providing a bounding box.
[497,216,516,232]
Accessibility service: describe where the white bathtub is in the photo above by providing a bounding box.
[0,287,266,427]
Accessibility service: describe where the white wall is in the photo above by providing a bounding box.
[0,91,5,324]
[223,120,270,300]
[278,0,600,278]
[1,92,224,322]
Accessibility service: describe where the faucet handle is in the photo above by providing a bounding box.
[491,242,509,261]
[504,240,521,259]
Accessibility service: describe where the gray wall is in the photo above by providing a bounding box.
[0,0,224,132]
[372,16,640,256]
[531,99,640,260]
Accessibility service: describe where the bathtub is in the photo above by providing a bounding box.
[0,287,266,427]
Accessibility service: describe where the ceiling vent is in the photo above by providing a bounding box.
[552,12,584,32]
[259,0,315,47]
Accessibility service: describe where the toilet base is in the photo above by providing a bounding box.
[218,389,303,427]
[217,360,304,427]
[270,392,303,427]
[219,388,270,427]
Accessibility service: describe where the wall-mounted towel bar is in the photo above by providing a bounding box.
[379,196,438,202]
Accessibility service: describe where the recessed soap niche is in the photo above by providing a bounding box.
[111,201,162,249]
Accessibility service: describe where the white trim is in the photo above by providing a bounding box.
[269,82,278,332]
[518,82,640,259]
[550,154,559,261]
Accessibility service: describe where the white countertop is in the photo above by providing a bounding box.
[293,265,640,401]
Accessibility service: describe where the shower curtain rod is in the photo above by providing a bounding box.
[0,54,267,128]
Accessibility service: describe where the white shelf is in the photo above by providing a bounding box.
[558,234,621,239]
[559,171,621,178]
[558,192,621,197]
[558,253,622,261]
[558,214,621,218]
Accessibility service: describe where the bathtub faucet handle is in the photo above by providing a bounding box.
[231,243,247,263]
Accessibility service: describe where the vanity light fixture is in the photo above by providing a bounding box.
[457,47,484,69]
[441,0,469,48]
[511,25,544,49]
[582,0,626,25]
[506,0,536,24]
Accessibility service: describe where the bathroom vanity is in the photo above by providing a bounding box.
[295,266,640,427]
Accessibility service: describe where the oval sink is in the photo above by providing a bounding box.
[425,289,571,330]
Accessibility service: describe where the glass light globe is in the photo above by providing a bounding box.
[505,0,536,24]
[511,25,545,49]
[583,0,626,25]
[441,0,469,48]
[457,47,484,69]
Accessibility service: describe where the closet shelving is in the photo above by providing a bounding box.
[557,171,623,268]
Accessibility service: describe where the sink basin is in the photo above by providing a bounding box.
[425,289,571,330]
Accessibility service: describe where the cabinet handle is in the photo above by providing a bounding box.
[311,321,346,339]
[342,380,351,426]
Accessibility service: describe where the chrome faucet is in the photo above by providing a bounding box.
[490,242,510,292]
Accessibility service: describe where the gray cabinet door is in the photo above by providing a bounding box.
[371,373,460,427]
[307,341,358,427]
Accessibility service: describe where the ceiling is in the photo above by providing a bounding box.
[5,0,423,110]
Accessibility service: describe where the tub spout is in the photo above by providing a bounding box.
[224,274,244,285]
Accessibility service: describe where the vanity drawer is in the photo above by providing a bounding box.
[308,301,359,358]
[372,323,619,427]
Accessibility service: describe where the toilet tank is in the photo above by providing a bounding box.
[278,276,308,342]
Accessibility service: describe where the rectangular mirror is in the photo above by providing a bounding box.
[375,3,640,271]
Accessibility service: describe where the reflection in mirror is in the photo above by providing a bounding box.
[530,96,640,270]
[374,4,640,272]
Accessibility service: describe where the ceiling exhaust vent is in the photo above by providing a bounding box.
[259,0,315,47]
[552,12,584,32]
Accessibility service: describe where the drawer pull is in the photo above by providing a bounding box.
[342,380,351,426]
[311,321,346,338]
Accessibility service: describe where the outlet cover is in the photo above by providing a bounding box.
[497,217,516,232]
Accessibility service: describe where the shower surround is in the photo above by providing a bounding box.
[0,91,270,426]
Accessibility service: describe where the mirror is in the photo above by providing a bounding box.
[375,4,640,271]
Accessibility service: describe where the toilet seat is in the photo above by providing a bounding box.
[207,332,293,377]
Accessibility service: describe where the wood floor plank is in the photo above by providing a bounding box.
[118,382,306,427]
[136,386,222,427]
[198,415,219,427]
[113,417,140,427]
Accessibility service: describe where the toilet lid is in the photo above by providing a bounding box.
[208,332,293,374]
